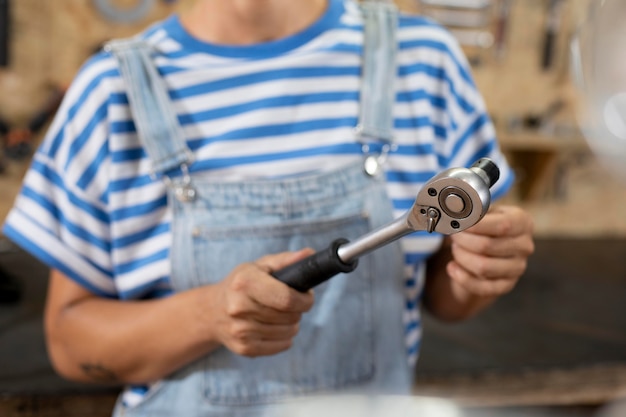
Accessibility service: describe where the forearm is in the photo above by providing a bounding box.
[45,250,315,385]
[423,238,496,321]
[45,285,220,385]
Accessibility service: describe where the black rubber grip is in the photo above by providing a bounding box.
[272,238,358,292]
[472,158,500,188]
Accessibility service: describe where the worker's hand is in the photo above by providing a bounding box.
[447,205,534,298]
[208,249,315,357]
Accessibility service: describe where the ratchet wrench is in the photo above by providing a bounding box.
[272,158,500,292]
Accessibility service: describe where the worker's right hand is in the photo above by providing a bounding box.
[206,249,316,357]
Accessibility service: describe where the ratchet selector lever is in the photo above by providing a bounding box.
[272,158,500,292]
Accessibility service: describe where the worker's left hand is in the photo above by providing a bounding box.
[447,205,535,297]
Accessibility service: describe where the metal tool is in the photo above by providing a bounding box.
[542,0,565,70]
[417,0,496,53]
[273,158,500,292]
[0,0,10,67]
[494,0,514,60]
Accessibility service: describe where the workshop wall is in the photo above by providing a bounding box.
[0,0,192,125]
[0,0,588,128]
[469,0,588,122]
[404,0,590,121]
[0,0,594,217]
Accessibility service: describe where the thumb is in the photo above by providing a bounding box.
[255,248,316,274]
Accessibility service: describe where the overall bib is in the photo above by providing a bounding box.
[108,2,410,415]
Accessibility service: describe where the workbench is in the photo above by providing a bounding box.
[497,126,590,202]
[1,237,625,415]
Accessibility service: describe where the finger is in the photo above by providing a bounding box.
[451,232,535,258]
[216,299,302,354]
[250,340,294,357]
[451,243,528,280]
[465,206,534,238]
[256,323,300,342]
[235,262,315,313]
[231,338,295,358]
[231,320,300,342]
[255,248,316,274]
[447,261,518,298]
[252,276,314,314]
[253,310,302,326]
[224,294,303,325]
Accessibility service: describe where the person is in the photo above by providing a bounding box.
[1,0,534,415]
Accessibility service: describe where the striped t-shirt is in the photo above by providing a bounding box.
[2,0,513,403]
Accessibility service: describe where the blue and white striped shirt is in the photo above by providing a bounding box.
[3,0,513,401]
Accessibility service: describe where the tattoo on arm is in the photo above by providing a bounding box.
[79,363,119,383]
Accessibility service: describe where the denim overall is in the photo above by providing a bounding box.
[108,2,409,416]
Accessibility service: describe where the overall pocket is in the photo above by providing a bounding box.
[190,210,375,406]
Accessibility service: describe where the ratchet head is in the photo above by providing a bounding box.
[408,158,499,235]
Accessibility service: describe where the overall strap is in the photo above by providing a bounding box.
[358,0,399,143]
[105,38,194,177]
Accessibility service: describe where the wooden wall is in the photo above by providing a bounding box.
[0,0,192,125]
[0,0,589,126]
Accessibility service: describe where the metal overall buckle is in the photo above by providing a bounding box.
[355,124,396,177]
[158,163,197,202]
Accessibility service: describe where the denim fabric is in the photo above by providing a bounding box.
[110,2,408,415]
[115,163,410,417]
[105,38,194,175]
[358,0,398,142]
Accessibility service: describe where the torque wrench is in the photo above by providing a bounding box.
[272,158,500,292]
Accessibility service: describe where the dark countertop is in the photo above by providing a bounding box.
[415,238,626,406]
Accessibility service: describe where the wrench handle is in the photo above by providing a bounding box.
[272,238,358,292]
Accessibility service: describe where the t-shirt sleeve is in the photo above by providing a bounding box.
[2,55,118,297]
[430,23,515,200]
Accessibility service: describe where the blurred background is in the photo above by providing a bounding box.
[1,0,625,416]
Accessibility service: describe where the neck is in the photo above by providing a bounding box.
[181,0,328,45]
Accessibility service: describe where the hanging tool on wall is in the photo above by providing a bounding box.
[507,99,566,133]
[0,0,10,67]
[417,0,495,65]
[542,0,565,70]
[493,0,513,60]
